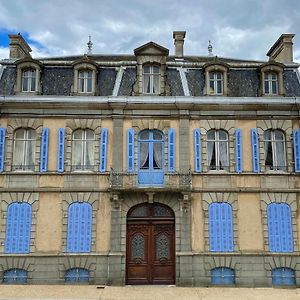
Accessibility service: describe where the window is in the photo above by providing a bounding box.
[209,202,233,252]
[65,268,89,283]
[66,202,92,253]
[209,72,223,95]
[267,203,293,252]
[207,130,228,171]
[13,128,36,171]
[264,72,278,95]
[3,269,27,284]
[4,202,32,253]
[78,70,93,93]
[138,129,164,185]
[143,64,160,94]
[211,267,235,285]
[72,129,95,171]
[22,69,36,92]
[272,268,295,286]
[264,129,286,171]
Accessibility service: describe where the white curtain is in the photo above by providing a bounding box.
[219,141,228,169]
[140,142,149,169]
[153,142,162,169]
[13,140,23,168]
[207,140,214,168]
[276,141,285,170]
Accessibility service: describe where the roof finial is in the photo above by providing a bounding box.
[87,35,93,55]
[208,40,213,56]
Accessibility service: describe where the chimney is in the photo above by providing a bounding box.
[173,31,186,58]
[9,33,32,59]
[266,33,295,63]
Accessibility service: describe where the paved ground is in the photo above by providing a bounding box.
[0,285,300,300]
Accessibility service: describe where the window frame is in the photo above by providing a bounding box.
[264,72,278,95]
[78,70,93,94]
[260,63,284,96]
[142,64,161,95]
[204,63,228,96]
[209,71,224,95]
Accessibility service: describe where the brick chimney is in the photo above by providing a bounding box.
[9,33,32,59]
[267,34,295,63]
[173,31,186,58]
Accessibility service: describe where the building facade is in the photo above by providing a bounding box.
[0,31,299,286]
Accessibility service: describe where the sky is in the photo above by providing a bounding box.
[0,0,300,62]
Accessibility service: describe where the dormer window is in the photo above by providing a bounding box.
[209,71,223,95]
[204,63,228,96]
[22,69,37,92]
[264,72,278,95]
[78,70,93,93]
[143,64,160,94]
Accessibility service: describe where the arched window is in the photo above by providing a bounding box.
[272,268,295,286]
[72,129,95,171]
[138,129,164,185]
[211,267,235,285]
[3,269,28,283]
[264,129,286,171]
[65,268,89,283]
[66,202,92,253]
[207,129,228,171]
[22,69,37,92]
[4,202,32,254]
[13,128,36,171]
[267,203,293,252]
[143,64,160,94]
[78,70,93,93]
[209,202,233,252]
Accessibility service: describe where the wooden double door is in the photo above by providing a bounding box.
[126,203,175,285]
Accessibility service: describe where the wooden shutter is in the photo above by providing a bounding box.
[267,203,293,252]
[127,128,135,172]
[40,128,49,172]
[211,267,235,285]
[0,127,6,172]
[235,129,242,173]
[57,128,65,172]
[293,129,300,173]
[194,128,201,172]
[67,202,92,253]
[99,128,108,172]
[168,128,175,172]
[251,128,260,172]
[272,268,295,286]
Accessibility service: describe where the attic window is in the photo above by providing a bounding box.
[22,69,37,92]
[264,72,278,95]
[78,70,93,93]
[143,64,160,94]
[73,62,97,96]
[260,63,284,96]
[204,64,228,96]
[209,71,223,95]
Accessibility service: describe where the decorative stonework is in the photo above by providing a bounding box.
[6,118,43,172]
[0,192,39,253]
[202,192,238,252]
[61,192,99,252]
[200,120,235,172]
[264,256,299,278]
[260,193,298,252]
[65,119,102,172]
[0,257,34,281]
[257,120,293,172]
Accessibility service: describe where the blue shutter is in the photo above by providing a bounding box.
[168,128,175,172]
[209,202,233,252]
[251,128,260,173]
[194,128,201,172]
[67,202,92,253]
[211,267,235,285]
[99,128,108,172]
[3,269,28,283]
[57,128,65,172]
[127,128,135,172]
[267,203,293,252]
[272,268,295,286]
[40,128,49,172]
[65,268,89,282]
[5,203,32,254]
[0,127,6,172]
[293,129,300,173]
[235,129,242,173]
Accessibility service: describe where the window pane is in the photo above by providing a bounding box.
[271,81,277,94]
[275,141,285,170]
[209,79,215,94]
[26,140,35,168]
[274,130,284,141]
[86,77,92,93]
[219,140,228,169]
[15,129,25,139]
[218,130,227,141]
[73,129,83,140]
[264,80,269,94]
[22,77,28,91]
[72,140,83,167]
[153,131,162,140]
[217,80,222,94]
[153,142,162,169]
[153,66,160,73]
[140,142,149,169]
[143,75,151,93]
[143,66,150,74]
[263,130,271,140]
[153,74,160,94]
[27,129,36,140]
[85,140,94,166]
[30,77,36,92]
[264,140,273,167]
[140,131,149,140]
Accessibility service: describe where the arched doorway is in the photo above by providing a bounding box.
[126,202,175,285]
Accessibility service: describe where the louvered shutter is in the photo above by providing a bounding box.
[57,128,65,172]
[127,128,135,172]
[235,129,242,173]
[272,268,295,286]
[99,128,108,172]
[251,128,260,172]
[40,128,49,172]
[194,128,201,172]
[0,127,6,172]
[168,128,175,172]
[293,129,300,173]
[211,267,235,285]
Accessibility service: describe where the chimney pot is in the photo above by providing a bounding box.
[173,31,186,58]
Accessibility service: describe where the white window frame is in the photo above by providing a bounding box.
[78,70,93,93]
[22,69,37,92]
[142,64,160,94]
[209,71,223,95]
[264,72,278,95]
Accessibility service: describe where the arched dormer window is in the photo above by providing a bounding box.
[204,63,229,96]
[15,59,41,94]
[73,60,97,95]
[143,64,160,94]
[260,63,284,96]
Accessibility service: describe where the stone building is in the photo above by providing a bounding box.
[0,31,299,286]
